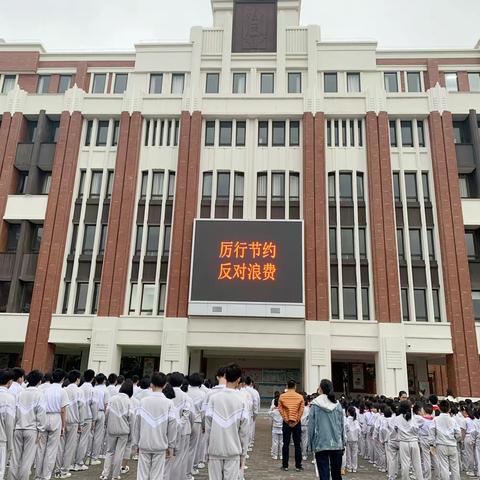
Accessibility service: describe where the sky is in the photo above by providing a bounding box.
[0,0,479,52]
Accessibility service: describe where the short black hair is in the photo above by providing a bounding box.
[83,369,95,383]
[95,373,106,385]
[139,376,151,389]
[26,370,43,387]
[216,366,226,378]
[245,376,253,386]
[132,375,139,383]
[108,373,118,385]
[12,368,25,382]
[189,373,203,387]
[52,369,66,384]
[225,363,242,383]
[439,399,451,414]
[151,372,167,388]
[119,380,134,398]
[399,390,407,397]
[0,369,13,386]
[68,370,81,384]
[169,372,184,388]
[42,372,52,383]
[163,383,175,399]
[429,394,438,405]
[423,403,434,415]
[117,375,125,385]
[287,379,296,389]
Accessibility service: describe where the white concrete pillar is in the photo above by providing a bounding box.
[189,349,202,374]
[375,323,409,397]
[87,317,122,374]
[160,318,189,374]
[304,321,331,394]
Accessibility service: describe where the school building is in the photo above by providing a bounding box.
[1,0,480,400]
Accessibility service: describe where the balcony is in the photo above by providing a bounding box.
[38,143,56,170]
[19,254,38,281]
[0,253,16,280]
[456,144,475,173]
[15,143,34,170]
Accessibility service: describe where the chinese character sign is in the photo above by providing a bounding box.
[190,220,303,304]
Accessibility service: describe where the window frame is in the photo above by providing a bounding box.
[384,72,399,93]
[406,71,422,93]
[260,72,274,94]
[324,72,338,93]
[287,72,302,94]
[112,73,128,94]
[346,72,361,93]
[149,73,163,94]
[219,121,233,147]
[91,73,107,94]
[232,72,247,94]
[205,72,220,94]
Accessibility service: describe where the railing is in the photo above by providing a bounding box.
[286,27,308,55]
[202,29,223,55]
[15,143,34,170]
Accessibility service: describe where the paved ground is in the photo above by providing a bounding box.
[66,415,472,480]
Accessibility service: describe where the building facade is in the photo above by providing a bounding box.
[1,0,480,399]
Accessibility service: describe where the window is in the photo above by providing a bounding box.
[1,75,16,94]
[58,75,72,93]
[146,73,163,95]
[362,288,369,319]
[206,73,220,94]
[219,121,233,146]
[171,73,185,94]
[0,282,10,313]
[414,289,427,322]
[96,121,109,146]
[20,282,33,313]
[359,228,367,259]
[90,171,102,197]
[146,226,160,256]
[468,72,480,92]
[407,72,422,92]
[91,282,100,314]
[401,121,413,147]
[409,229,423,260]
[339,173,352,200]
[140,171,148,198]
[328,173,335,201]
[26,121,37,143]
[472,291,480,321]
[174,120,179,146]
[134,226,143,255]
[288,72,301,93]
[459,175,470,198]
[62,282,70,314]
[422,172,430,201]
[465,231,478,259]
[432,289,441,322]
[41,173,52,194]
[347,72,361,93]
[329,228,337,257]
[7,224,20,252]
[202,172,213,199]
[445,72,458,92]
[397,229,404,260]
[151,171,164,198]
[168,172,175,199]
[31,225,43,253]
[37,75,50,94]
[74,283,88,314]
[393,172,400,201]
[141,284,155,315]
[331,287,339,319]
[98,225,107,254]
[257,172,267,199]
[205,121,215,146]
[92,73,107,94]
[234,172,244,201]
[158,283,167,314]
[271,173,285,200]
[401,288,409,321]
[113,74,128,94]
[17,172,28,194]
[384,72,399,92]
[69,225,78,255]
[453,122,470,144]
[356,173,364,200]
[343,288,357,319]
[85,121,93,146]
[417,121,425,148]
[289,121,300,146]
[405,173,417,201]
[427,229,435,261]
[289,172,300,201]
[82,225,96,254]
[112,120,120,147]
[258,121,268,146]
[162,226,171,256]
[129,284,138,314]
[341,229,354,259]
[50,121,60,143]
[272,121,286,146]
[324,73,338,93]
[260,73,274,94]
[217,172,230,198]
[233,73,246,94]
[236,121,246,146]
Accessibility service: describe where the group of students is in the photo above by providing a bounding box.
[269,386,480,480]
[0,363,260,480]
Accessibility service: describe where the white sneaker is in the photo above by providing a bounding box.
[120,466,130,474]
[132,455,138,461]
[89,460,102,466]
[197,462,205,469]
[60,474,71,479]
[192,469,199,475]
[272,456,278,460]
[302,456,307,461]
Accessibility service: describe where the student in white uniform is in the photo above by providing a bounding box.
[204,363,249,480]
[269,398,283,460]
[395,400,423,480]
[244,377,260,449]
[474,409,480,478]
[9,369,46,480]
[100,381,134,480]
[462,407,476,477]
[39,373,52,393]
[92,373,110,465]
[300,396,310,461]
[431,399,461,480]
[418,403,436,480]
[36,369,69,480]
[7,369,24,400]
[133,377,151,402]
[345,406,361,473]
[133,372,177,480]
[0,369,15,480]
[106,375,118,400]
[380,406,399,480]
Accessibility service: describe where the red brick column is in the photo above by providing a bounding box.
[426,60,440,89]
[166,112,192,318]
[23,111,83,371]
[98,112,142,317]
[457,72,469,92]
[365,112,401,323]
[429,111,480,397]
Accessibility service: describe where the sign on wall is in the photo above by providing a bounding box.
[190,220,304,305]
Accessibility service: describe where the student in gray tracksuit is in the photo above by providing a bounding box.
[168,372,193,480]
[9,370,46,480]
[186,373,206,479]
[204,363,249,480]
[36,369,69,480]
[133,372,177,480]
[0,369,15,480]
[92,373,110,464]
[101,381,135,480]
[430,400,461,480]
[56,370,84,477]
[76,370,98,470]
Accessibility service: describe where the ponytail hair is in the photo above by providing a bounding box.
[399,400,412,422]
[319,379,337,404]
[347,406,357,420]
